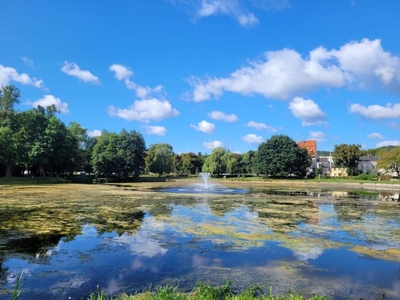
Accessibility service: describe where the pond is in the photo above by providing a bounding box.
[0,184,399,299]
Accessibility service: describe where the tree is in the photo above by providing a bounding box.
[119,130,146,179]
[180,152,203,175]
[172,154,183,174]
[24,105,64,176]
[145,143,174,176]
[254,135,311,178]
[377,147,400,177]
[0,127,17,177]
[242,150,256,174]
[0,85,20,127]
[333,144,361,175]
[223,152,242,175]
[92,130,146,180]
[202,147,227,175]
[0,85,21,176]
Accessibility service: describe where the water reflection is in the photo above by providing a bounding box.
[0,189,399,299]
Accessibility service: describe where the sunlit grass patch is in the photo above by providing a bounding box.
[109,281,328,300]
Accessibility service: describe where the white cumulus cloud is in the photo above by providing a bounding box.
[376,140,400,148]
[88,130,102,137]
[208,111,238,122]
[107,98,180,123]
[309,131,326,142]
[289,97,328,126]
[367,132,384,140]
[190,120,216,134]
[109,64,133,80]
[188,38,400,102]
[246,121,278,132]
[109,63,165,99]
[61,61,100,84]
[242,134,264,144]
[31,95,69,113]
[142,125,167,136]
[203,140,224,149]
[0,64,45,88]
[349,103,400,120]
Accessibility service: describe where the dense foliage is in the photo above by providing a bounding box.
[92,130,146,180]
[0,86,94,177]
[254,135,311,178]
[145,143,174,176]
[173,152,204,175]
[202,147,227,175]
[377,147,400,177]
[332,144,362,175]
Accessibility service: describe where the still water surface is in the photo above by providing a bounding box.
[0,188,399,299]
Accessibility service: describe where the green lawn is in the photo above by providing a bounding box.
[0,177,70,185]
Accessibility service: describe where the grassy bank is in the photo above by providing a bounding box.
[1,174,399,188]
[87,281,328,300]
[0,177,70,185]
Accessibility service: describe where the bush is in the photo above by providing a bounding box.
[352,174,379,181]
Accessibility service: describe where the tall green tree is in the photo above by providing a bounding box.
[332,144,362,175]
[25,105,62,176]
[254,135,311,178]
[377,147,400,177]
[242,150,256,174]
[91,131,119,178]
[92,130,146,180]
[173,154,183,174]
[67,122,89,172]
[0,85,21,176]
[0,85,20,127]
[223,152,243,175]
[180,152,203,175]
[202,147,227,175]
[145,143,174,176]
[119,129,146,179]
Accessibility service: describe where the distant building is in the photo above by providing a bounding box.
[297,140,317,158]
[358,155,379,173]
[297,140,317,174]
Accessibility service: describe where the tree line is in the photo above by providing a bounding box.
[1,85,399,179]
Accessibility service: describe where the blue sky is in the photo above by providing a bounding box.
[1,0,400,154]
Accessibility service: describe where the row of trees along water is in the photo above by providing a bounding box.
[1,85,399,179]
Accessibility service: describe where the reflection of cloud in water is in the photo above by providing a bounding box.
[52,275,87,289]
[114,235,167,258]
[392,280,400,299]
[40,244,60,258]
[225,205,258,221]
[7,268,30,284]
[105,277,123,295]
[293,247,323,261]
[192,253,209,267]
[143,216,167,231]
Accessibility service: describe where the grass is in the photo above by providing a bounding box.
[0,176,69,185]
[1,174,399,186]
[11,272,23,300]
[85,281,328,300]
[8,278,330,300]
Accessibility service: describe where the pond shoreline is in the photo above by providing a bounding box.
[171,178,400,191]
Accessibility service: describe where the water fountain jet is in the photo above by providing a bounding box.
[160,172,248,194]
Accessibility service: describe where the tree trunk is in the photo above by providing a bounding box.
[5,163,12,177]
[39,165,46,177]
